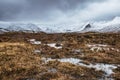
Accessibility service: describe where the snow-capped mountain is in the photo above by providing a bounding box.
[81,17,120,33]
[0,28,9,34]
[0,22,41,33]
[0,17,120,33]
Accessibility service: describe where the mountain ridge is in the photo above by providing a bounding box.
[0,17,120,33]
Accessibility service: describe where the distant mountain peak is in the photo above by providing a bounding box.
[81,23,92,31]
[111,16,120,24]
[113,16,120,21]
[85,24,91,28]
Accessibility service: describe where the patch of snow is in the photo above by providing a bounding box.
[74,49,81,53]
[42,57,118,76]
[29,39,35,42]
[48,68,57,73]
[41,57,53,63]
[87,64,117,75]
[31,41,41,45]
[111,48,120,52]
[116,49,119,52]
[47,43,62,49]
[87,44,108,47]
[58,58,82,64]
[87,44,111,52]
[34,50,41,53]
[87,44,107,52]
[87,44,120,52]
[29,39,41,45]
[90,47,103,52]
[72,49,81,53]
[117,65,120,67]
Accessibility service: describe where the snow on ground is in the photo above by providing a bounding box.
[87,44,108,47]
[87,44,109,52]
[28,39,62,49]
[29,39,41,45]
[85,64,117,75]
[72,49,81,53]
[34,50,41,53]
[87,44,119,52]
[47,43,62,49]
[42,57,118,76]
[58,58,82,64]
[48,68,57,73]
[41,57,53,63]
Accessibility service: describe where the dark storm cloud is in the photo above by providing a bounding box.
[0,0,120,23]
[0,0,27,20]
[16,0,94,21]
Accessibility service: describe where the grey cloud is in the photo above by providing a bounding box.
[0,0,119,23]
[0,0,27,21]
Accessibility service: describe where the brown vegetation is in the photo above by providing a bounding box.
[0,32,120,80]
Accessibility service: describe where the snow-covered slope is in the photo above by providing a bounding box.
[0,22,42,33]
[82,17,120,33]
[0,28,9,34]
[0,17,120,33]
[36,23,84,33]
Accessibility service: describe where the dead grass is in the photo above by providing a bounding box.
[46,61,103,80]
[0,42,43,80]
[112,67,120,80]
[0,32,120,80]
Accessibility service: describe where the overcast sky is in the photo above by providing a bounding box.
[0,0,120,23]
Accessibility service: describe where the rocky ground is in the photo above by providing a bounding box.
[0,32,120,80]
